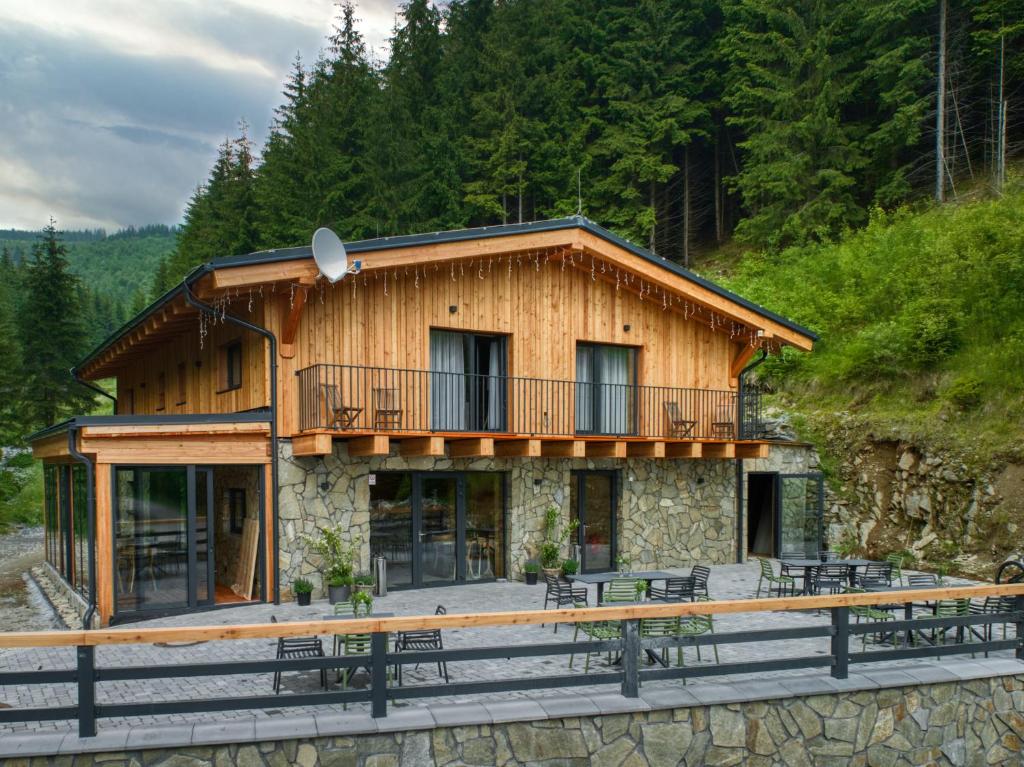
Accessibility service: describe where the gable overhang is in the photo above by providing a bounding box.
[75,217,816,379]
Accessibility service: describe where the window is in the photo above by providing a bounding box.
[429,330,507,431]
[156,372,166,411]
[220,341,243,392]
[176,362,187,405]
[575,343,637,435]
[228,488,246,534]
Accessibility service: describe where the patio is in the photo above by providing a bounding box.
[0,560,1014,738]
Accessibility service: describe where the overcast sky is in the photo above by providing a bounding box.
[0,0,402,231]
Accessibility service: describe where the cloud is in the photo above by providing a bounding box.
[0,0,403,231]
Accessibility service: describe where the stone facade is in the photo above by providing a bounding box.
[276,439,738,598]
[24,675,1024,766]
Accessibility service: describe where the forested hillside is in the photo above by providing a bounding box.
[168,0,1022,282]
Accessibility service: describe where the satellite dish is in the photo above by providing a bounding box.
[312,227,349,283]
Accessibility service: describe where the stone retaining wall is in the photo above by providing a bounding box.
[276,440,739,597]
[18,674,1023,766]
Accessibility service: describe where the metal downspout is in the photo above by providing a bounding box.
[183,280,281,606]
[735,349,769,564]
[71,368,117,414]
[67,426,97,628]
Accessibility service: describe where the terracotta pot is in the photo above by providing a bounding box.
[541,567,561,581]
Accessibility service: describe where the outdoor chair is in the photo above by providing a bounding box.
[322,383,362,430]
[885,553,906,585]
[845,587,894,649]
[755,559,795,598]
[337,630,373,707]
[913,599,973,654]
[649,577,696,602]
[331,600,356,655]
[818,550,839,561]
[640,617,681,669]
[907,573,938,588]
[811,564,850,595]
[372,387,402,430]
[854,562,893,589]
[691,566,711,599]
[395,605,449,686]
[778,559,807,593]
[663,401,696,438]
[270,615,326,694]
[675,596,719,671]
[710,401,735,438]
[602,578,642,604]
[568,618,620,673]
[970,597,1016,655]
[542,571,587,632]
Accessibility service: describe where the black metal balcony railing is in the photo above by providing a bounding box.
[297,363,764,440]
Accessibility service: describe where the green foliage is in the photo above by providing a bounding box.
[560,559,579,576]
[523,560,539,573]
[538,506,579,568]
[302,525,361,581]
[351,589,373,614]
[292,578,314,594]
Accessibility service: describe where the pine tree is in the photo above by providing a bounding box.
[19,221,91,430]
[149,256,173,301]
[0,246,22,442]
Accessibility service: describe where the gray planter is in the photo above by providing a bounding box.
[328,584,352,604]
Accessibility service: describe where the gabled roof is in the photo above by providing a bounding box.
[75,216,816,374]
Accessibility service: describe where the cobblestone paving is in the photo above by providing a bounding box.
[0,561,1003,736]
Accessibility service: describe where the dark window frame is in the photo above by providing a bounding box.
[219,341,243,393]
[228,488,246,534]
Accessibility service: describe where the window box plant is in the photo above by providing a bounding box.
[523,560,539,585]
[293,578,313,607]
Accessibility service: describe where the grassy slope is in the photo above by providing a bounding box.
[707,185,1024,468]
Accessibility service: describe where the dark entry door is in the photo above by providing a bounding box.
[416,473,461,585]
[776,473,825,558]
[571,471,618,572]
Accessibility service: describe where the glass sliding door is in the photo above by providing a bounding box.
[114,466,215,615]
[575,343,637,435]
[571,471,618,572]
[430,330,507,432]
[776,473,824,558]
[369,471,506,588]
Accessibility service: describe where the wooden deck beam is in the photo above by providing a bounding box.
[626,441,665,458]
[399,436,446,457]
[702,442,736,459]
[292,432,333,457]
[541,439,586,458]
[665,442,702,459]
[494,439,541,457]
[448,438,495,458]
[735,443,771,459]
[346,435,390,457]
[585,440,627,458]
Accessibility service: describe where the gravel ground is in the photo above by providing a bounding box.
[0,526,61,633]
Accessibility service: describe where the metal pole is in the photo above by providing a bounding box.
[77,645,97,737]
[621,619,640,697]
[831,607,849,679]
[371,632,388,718]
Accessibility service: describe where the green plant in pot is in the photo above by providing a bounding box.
[292,578,313,607]
[523,560,539,585]
[353,573,374,595]
[351,589,373,616]
[561,559,579,577]
[303,526,361,604]
[538,506,579,579]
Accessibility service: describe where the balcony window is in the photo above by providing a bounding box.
[429,330,507,432]
[575,343,637,435]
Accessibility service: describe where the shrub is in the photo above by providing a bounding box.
[292,578,313,594]
[945,374,983,410]
[561,559,579,576]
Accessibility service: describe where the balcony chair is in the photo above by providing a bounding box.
[542,571,588,633]
[663,401,696,438]
[710,402,736,438]
[322,383,362,430]
[691,565,711,599]
[854,562,893,589]
[373,387,403,430]
[649,576,696,602]
[394,605,449,685]
[270,615,326,694]
[755,559,795,598]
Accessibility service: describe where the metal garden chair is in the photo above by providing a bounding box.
[568,618,620,672]
[845,587,894,649]
[755,559,794,598]
[542,571,587,632]
[811,564,849,595]
[676,596,719,671]
[322,383,362,430]
[649,577,696,602]
[331,600,355,656]
[885,553,906,585]
[602,578,642,604]
[640,616,681,669]
[269,615,326,694]
[855,562,893,588]
[691,565,711,599]
[394,605,449,685]
[663,401,696,438]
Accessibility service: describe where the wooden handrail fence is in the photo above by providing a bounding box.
[1,584,1022,739]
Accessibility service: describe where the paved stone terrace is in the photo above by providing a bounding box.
[0,562,1016,740]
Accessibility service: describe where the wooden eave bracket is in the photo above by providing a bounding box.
[279,277,315,359]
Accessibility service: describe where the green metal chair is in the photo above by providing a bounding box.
[338,630,372,707]
[331,600,355,656]
[755,559,795,598]
[640,616,681,669]
[603,578,643,603]
[568,618,620,673]
[885,553,906,585]
[676,596,719,671]
[845,587,894,649]
[914,598,973,656]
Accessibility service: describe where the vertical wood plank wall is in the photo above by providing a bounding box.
[113,257,741,438]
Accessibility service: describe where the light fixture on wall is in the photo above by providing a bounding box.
[449,305,458,314]
[315,463,330,493]
[623,324,631,332]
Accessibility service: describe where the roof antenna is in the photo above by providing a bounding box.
[576,167,583,216]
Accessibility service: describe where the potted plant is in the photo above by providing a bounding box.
[538,506,579,579]
[353,573,374,595]
[523,561,539,585]
[293,578,313,607]
[561,559,579,577]
[352,589,373,616]
[615,554,631,575]
[302,526,360,604]
[634,579,647,602]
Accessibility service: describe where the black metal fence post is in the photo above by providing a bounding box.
[371,631,388,718]
[831,607,849,679]
[1015,597,1024,661]
[77,645,97,737]
[621,619,640,697]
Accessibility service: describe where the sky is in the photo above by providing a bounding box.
[0,0,403,231]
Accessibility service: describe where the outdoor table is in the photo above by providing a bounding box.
[859,584,936,647]
[567,570,677,603]
[780,559,881,595]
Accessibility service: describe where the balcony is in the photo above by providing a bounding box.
[294,364,766,459]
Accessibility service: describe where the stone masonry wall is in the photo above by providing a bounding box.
[33,675,1024,766]
[276,440,737,598]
